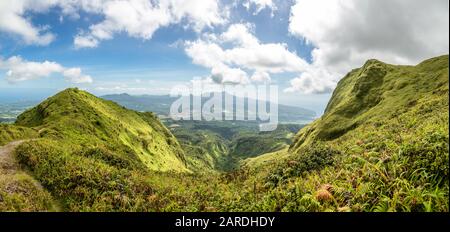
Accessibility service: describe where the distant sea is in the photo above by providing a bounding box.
[0,88,59,104]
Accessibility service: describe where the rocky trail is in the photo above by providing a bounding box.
[0,140,26,174]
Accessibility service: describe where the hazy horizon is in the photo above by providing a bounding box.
[0,87,332,115]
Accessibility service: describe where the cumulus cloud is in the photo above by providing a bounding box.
[284,67,336,94]
[0,0,227,48]
[0,56,93,84]
[63,67,94,84]
[287,0,449,93]
[74,34,99,49]
[250,71,271,83]
[185,23,308,85]
[0,0,110,46]
[211,65,250,84]
[220,23,259,47]
[0,1,57,45]
[242,0,276,15]
[73,0,227,48]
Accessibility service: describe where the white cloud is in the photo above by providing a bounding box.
[74,34,99,49]
[0,1,56,45]
[166,0,228,31]
[211,65,250,84]
[0,56,63,82]
[185,40,225,68]
[242,0,276,15]
[220,23,259,47]
[250,71,271,83]
[73,0,227,48]
[63,67,94,84]
[0,0,110,46]
[284,67,336,94]
[185,23,309,85]
[0,56,93,84]
[287,0,449,93]
[0,0,227,48]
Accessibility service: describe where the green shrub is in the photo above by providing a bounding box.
[267,143,340,186]
[14,139,156,211]
[78,146,145,170]
[399,130,449,182]
[0,173,55,212]
[0,124,37,146]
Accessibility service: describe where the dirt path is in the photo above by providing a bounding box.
[0,140,61,211]
[0,140,27,175]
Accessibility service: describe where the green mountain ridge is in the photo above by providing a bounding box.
[15,88,188,172]
[291,55,449,151]
[251,55,449,211]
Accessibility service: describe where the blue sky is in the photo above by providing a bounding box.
[0,0,448,114]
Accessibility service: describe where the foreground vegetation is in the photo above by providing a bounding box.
[0,141,57,211]
[0,124,37,146]
[0,55,448,212]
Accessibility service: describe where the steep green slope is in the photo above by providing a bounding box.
[15,88,187,172]
[253,55,449,212]
[291,55,449,151]
[8,89,191,211]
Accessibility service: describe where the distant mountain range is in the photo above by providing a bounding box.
[102,93,317,124]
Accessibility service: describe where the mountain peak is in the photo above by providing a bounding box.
[363,58,384,66]
[57,87,83,96]
[291,55,449,151]
[15,88,188,172]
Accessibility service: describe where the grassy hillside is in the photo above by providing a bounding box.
[15,88,187,172]
[129,52,449,212]
[291,55,449,150]
[248,55,449,211]
[0,124,37,146]
[9,89,189,211]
